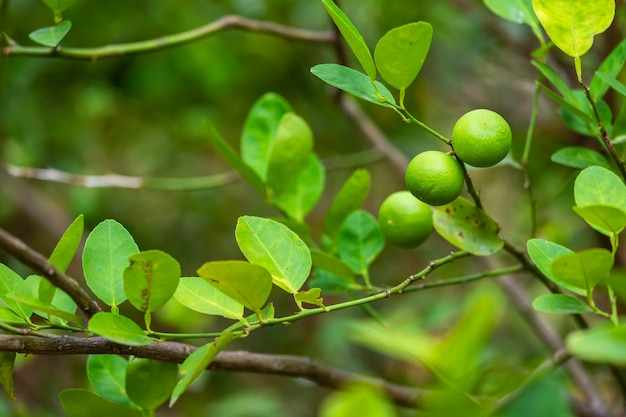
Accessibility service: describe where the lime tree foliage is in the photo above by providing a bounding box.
[1,0,626,416]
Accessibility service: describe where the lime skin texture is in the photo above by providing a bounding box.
[405,150,465,206]
[378,191,433,248]
[451,109,512,168]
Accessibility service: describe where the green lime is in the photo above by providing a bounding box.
[405,150,464,206]
[378,191,433,248]
[451,109,512,167]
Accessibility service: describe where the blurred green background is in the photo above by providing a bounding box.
[1,0,624,416]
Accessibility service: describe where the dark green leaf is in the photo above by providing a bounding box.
[174,277,244,319]
[526,239,584,295]
[41,0,77,12]
[532,294,593,314]
[88,312,153,346]
[324,169,371,242]
[311,249,356,280]
[590,39,626,99]
[550,146,610,169]
[87,355,132,407]
[59,389,142,417]
[432,197,503,256]
[309,269,356,293]
[28,20,72,47]
[567,324,626,365]
[126,358,178,410]
[551,248,613,292]
[336,210,384,276]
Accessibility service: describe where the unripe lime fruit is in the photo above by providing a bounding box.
[451,109,512,167]
[405,150,464,206]
[378,191,433,248]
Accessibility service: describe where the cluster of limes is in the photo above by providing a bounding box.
[378,109,512,248]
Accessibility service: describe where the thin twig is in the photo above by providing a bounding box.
[0,228,101,318]
[2,15,333,60]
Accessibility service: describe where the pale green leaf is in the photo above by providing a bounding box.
[174,277,244,319]
[532,293,593,314]
[28,20,71,47]
[573,205,626,236]
[88,312,153,346]
[574,166,626,208]
[567,324,626,365]
[526,239,584,295]
[0,263,33,320]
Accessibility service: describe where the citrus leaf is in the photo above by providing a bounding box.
[374,22,432,91]
[236,216,312,294]
[574,166,626,208]
[123,250,181,314]
[126,358,178,410]
[83,219,139,308]
[170,333,235,406]
[311,64,396,108]
[567,324,626,365]
[28,20,72,47]
[41,0,77,12]
[532,294,593,314]
[26,275,77,323]
[590,39,626,100]
[311,249,356,281]
[432,197,503,256]
[174,277,244,319]
[0,352,15,400]
[336,210,384,276]
[531,62,580,107]
[573,205,626,236]
[595,72,626,98]
[6,293,82,325]
[294,288,325,310]
[484,0,539,26]
[87,355,132,407]
[319,383,396,417]
[551,248,613,292]
[88,312,153,346]
[0,263,33,320]
[526,239,584,295]
[320,0,376,80]
[197,261,271,313]
[59,389,142,417]
[324,168,371,243]
[550,146,610,169]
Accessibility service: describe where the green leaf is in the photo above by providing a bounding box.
[567,324,626,365]
[374,22,432,92]
[294,288,325,310]
[170,332,235,407]
[28,20,72,47]
[590,39,626,100]
[6,293,82,325]
[26,275,77,322]
[532,293,593,314]
[595,71,626,98]
[87,355,132,407]
[311,64,396,108]
[531,62,579,107]
[573,205,626,236]
[0,307,25,324]
[41,0,77,12]
[236,216,312,294]
[83,219,139,308]
[533,0,614,79]
[319,383,396,417]
[336,210,384,276]
[240,92,292,182]
[88,312,153,346]
[527,239,585,295]
[432,197,503,256]
[59,389,142,417]
[574,166,626,208]
[272,153,325,222]
[324,169,371,242]
[311,249,356,281]
[123,250,181,314]
[0,263,33,320]
[537,83,591,122]
[309,269,356,293]
[174,277,244,320]
[551,248,613,292]
[197,261,272,313]
[483,0,539,26]
[320,0,376,80]
[126,358,178,410]
[0,352,15,400]
[205,122,266,196]
[550,146,610,169]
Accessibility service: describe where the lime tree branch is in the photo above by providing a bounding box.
[2,15,333,60]
[0,335,421,408]
[0,228,102,318]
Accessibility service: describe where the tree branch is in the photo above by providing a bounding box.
[0,334,421,408]
[2,15,333,60]
[0,228,101,318]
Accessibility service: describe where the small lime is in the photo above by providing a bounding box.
[405,150,464,206]
[451,109,512,167]
[378,191,433,248]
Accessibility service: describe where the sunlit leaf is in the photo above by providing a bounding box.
[0,263,33,320]
[573,205,626,236]
[126,358,178,410]
[88,312,153,346]
[6,293,82,325]
[574,166,626,208]
[174,277,244,319]
[28,20,71,47]
[527,239,584,295]
[532,293,593,314]
[294,288,325,310]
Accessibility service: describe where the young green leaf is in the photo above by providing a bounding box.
[170,333,235,407]
[88,312,153,346]
[567,324,626,365]
[432,198,503,256]
[319,383,396,417]
[271,154,325,223]
[294,288,325,311]
[527,239,584,295]
[0,352,15,400]
[336,210,384,276]
[236,216,312,294]
[0,263,33,321]
[311,64,396,108]
[87,355,133,407]
[265,113,314,196]
[240,92,292,182]
[6,293,82,325]
[320,0,376,81]
[323,168,371,242]
[126,358,178,410]
[483,0,539,26]
[83,219,139,308]
[123,250,181,314]
[573,205,626,236]
[551,248,613,293]
[374,22,432,93]
[174,277,244,320]
[59,389,142,417]
[532,294,593,314]
[26,275,77,322]
[550,146,610,169]
[28,20,72,47]
[532,0,615,80]
[197,261,272,313]
[574,166,626,208]
[590,39,626,100]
